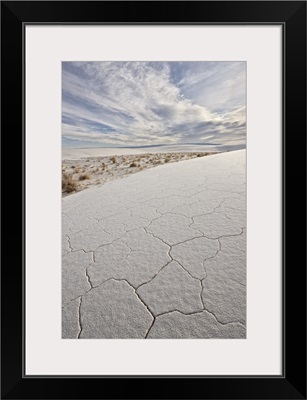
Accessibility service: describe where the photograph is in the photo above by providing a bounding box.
[61,61,246,339]
[2,0,306,396]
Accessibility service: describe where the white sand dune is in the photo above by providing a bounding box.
[62,150,246,339]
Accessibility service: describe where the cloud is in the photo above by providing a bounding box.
[176,62,246,112]
[62,61,246,147]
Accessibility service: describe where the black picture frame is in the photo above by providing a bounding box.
[1,1,306,399]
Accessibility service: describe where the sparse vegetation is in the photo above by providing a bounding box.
[79,173,91,181]
[62,173,77,193]
[62,151,217,196]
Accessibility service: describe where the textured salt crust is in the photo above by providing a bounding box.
[62,150,246,339]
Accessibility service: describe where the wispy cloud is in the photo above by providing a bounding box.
[62,61,246,148]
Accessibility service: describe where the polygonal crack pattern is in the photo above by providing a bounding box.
[62,150,246,338]
[137,261,203,315]
[79,279,153,338]
[170,237,219,279]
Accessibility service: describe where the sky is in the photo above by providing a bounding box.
[62,61,246,148]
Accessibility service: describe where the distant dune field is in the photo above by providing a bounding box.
[62,143,245,160]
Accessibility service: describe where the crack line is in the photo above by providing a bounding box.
[85,265,93,289]
[77,297,83,339]
[144,317,156,338]
[155,308,245,327]
[65,235,73,252]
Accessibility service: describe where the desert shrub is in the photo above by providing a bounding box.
[62,173,77,193]
[110,156,116,163]
[130,162,137,167]
[79,173,91,181]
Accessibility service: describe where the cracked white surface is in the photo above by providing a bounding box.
[147,310,245,339]
[146,213,202,245]
[79,279,153,338]
[137,261,203,315]
[62,250,93,305]
[62,150,246,338]
[170,237,219,279]
[87,229,170,287]
[191,212,243,238]
[62,298,80,339]
[202,232,246,324]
